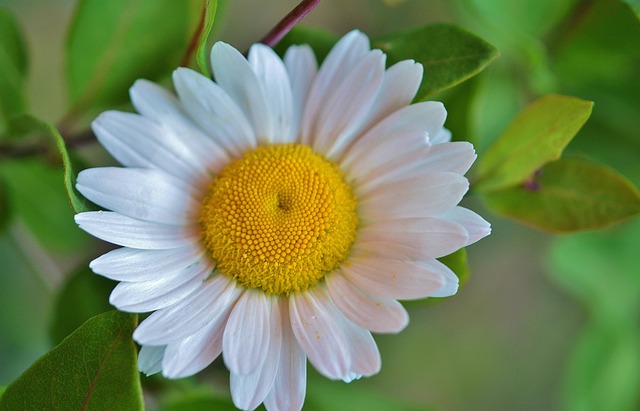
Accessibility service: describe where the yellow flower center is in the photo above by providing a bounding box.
[199,143,358,295]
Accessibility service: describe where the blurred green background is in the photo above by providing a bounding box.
[0,0,639,410]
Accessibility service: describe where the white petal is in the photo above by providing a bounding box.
[210,42,273,145]
[427,259,460,297]
[341,257,450,300]
[138,345,165,376]
[420,141,477,174]
[129,79,230,175]
[230,298,282,410]
[161,304,230,378]
[430,127,452,144]
[310,50,386,159]
[89,246,205,282]
[345,130,429,191]
[357,217,469,259]
[284,45,317,141]
[109,258,212,312]
[326,273,409,333]
[133,274,239,345]
[223,290,271,375]
[440,206,492,246]
[359,172,469,219]
[289,287,351,380]
[77,167,198,225]
[172,67,256,158]
[363,60,423,131]
[341,320,380,378]
[341,101,446,169]
[75,212,198,249]
[264,301,307,411]
[248,44,294,143]
[301,30,370,145]
[92,111,209,182]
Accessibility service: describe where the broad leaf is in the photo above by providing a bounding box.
[50,265,114,345]
[483,158,640,233]
[0,311,142,411]
[66,0,200,113]
[273,25,340,63]
[196,0,219,76]
[373,23,498,99]
[474,94,593,192]
[0,8,28,128]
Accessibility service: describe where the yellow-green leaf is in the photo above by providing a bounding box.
[196,0,219,76]
[475,94,593,192]
[483,158,640,233]
[0,311,142,411]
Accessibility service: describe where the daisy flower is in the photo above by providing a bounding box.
[75,30,490,411]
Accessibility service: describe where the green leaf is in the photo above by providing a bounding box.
[0,386,4,398]
[483,157,640,233]
[561,324,640,411]
[273,25,340,63]
[474,94,593,192]
[438,247,470,288]
[0,311,142,411]
[196,0,219,76]
[373,23,498,99]
[3,114,93,214]
[66,0,199,113]
[621,0,640,20]
[50,265,114,345]
[0,8,28,128]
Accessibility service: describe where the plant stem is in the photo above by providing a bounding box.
[259,0,323,47]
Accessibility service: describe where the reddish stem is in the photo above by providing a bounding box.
[259,0,323,47]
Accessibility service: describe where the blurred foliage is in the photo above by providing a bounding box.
[0,0,638,410]
[0,8,27,130]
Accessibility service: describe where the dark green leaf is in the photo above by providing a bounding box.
[50,265,114,345]
[0,8,28,128]
[196,0,219,76]
[3,114,93,214]
[474,94,593,192]
[66,0,199,113]
[561,324,640,411]
[373,23,498,99]
[483,158,640,233]
[273,26,340,63]
[0,387,4,398]
[0,311,142,411]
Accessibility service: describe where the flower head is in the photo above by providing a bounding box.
[75,30,490,411]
